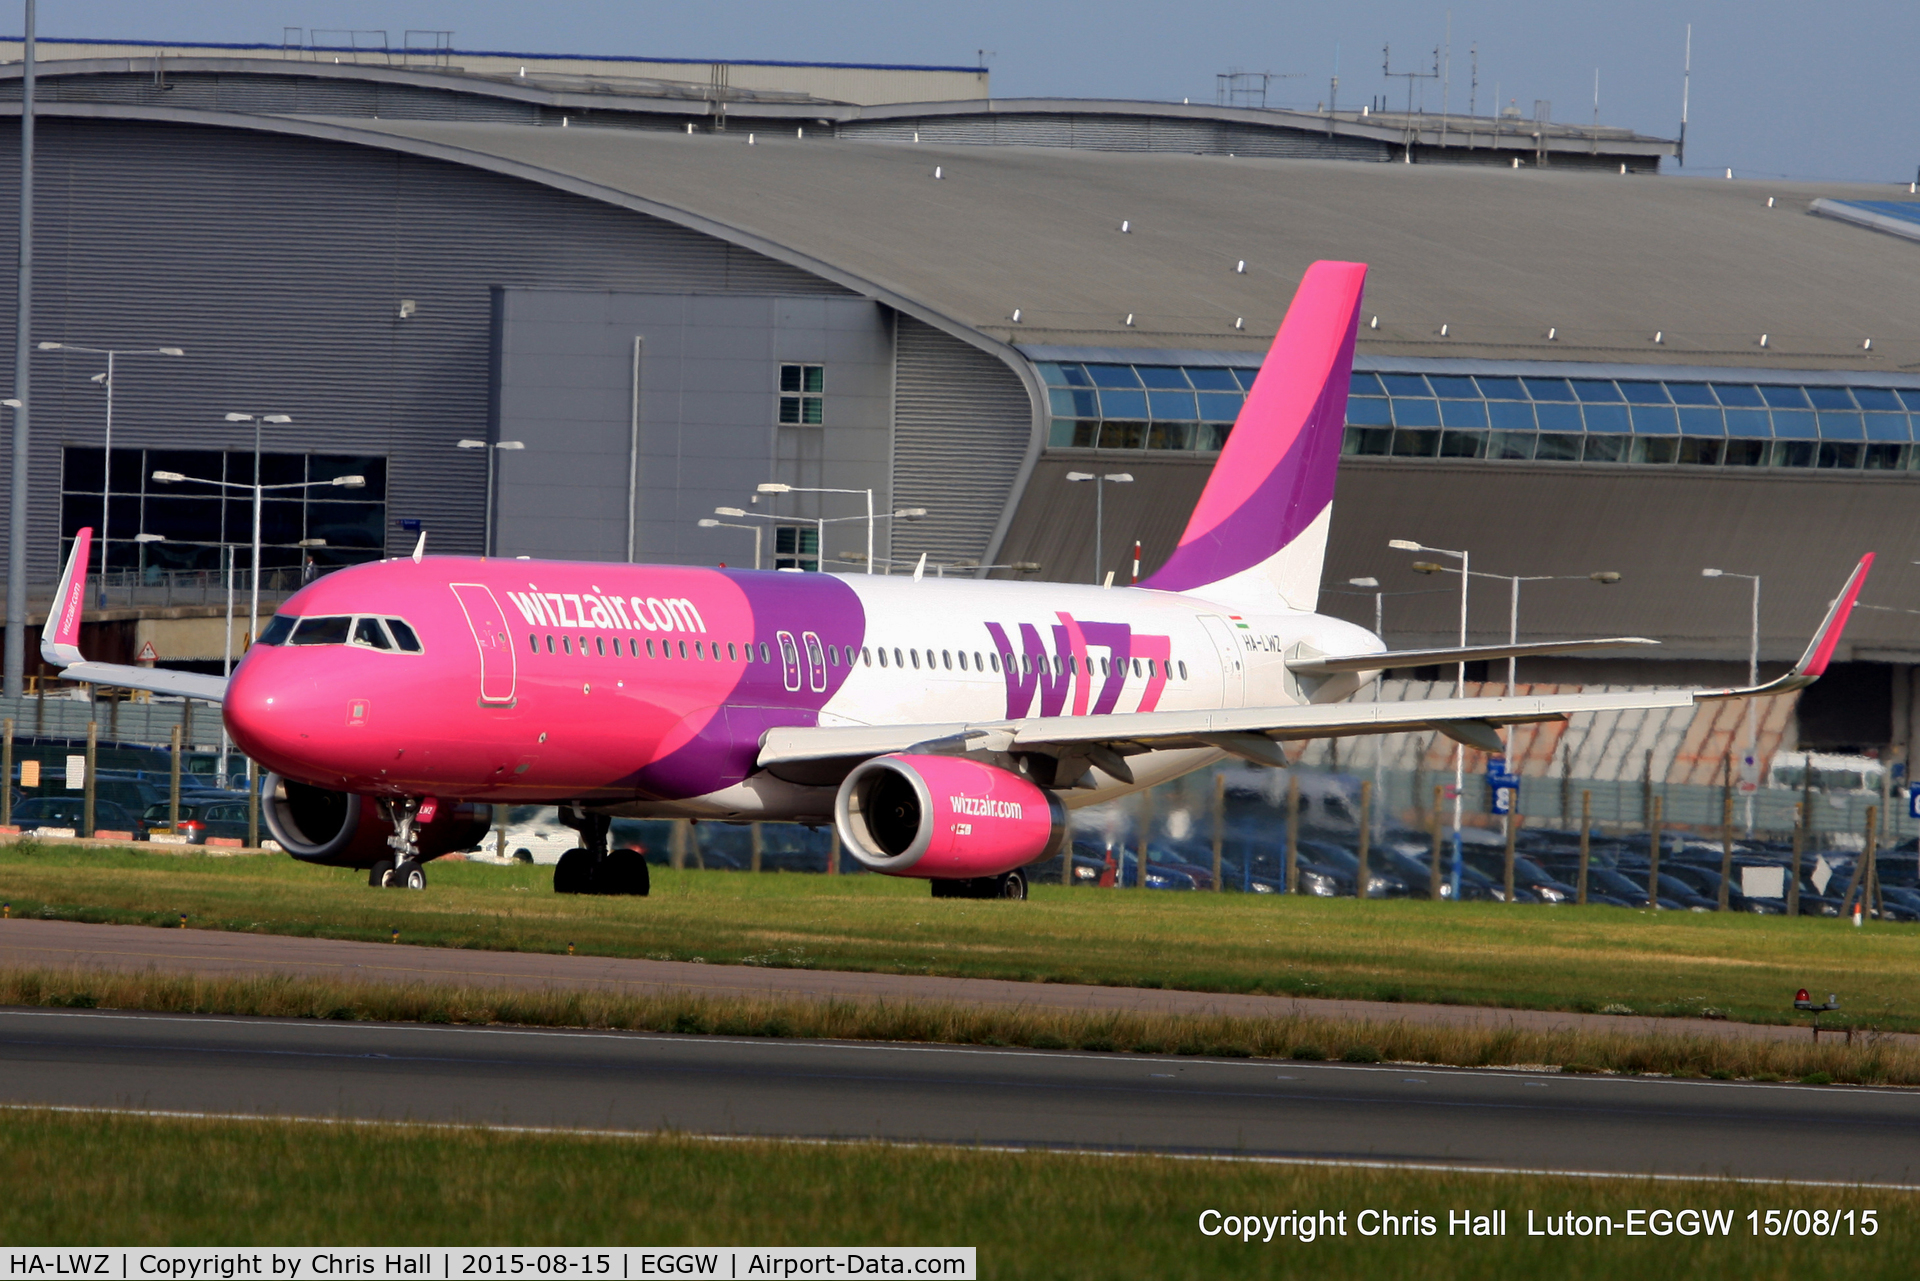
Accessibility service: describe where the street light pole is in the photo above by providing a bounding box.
[1065,472,1134,584]
[225,413,292,651]
[1703,567,1761,833]
[37,343,185,605]
[5,0,32,699]
[1390,538,1469,898]
[698,518,762,570]
[756,485,877,573]
[457,439,525,556]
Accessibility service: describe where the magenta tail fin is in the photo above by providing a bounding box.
[1142,260,1366,611]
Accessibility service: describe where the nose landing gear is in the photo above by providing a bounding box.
[369,797,430,890]
[552,803,650,896]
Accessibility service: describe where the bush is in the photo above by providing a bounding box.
[1290,1045,1325,1061]
[1341,1046,1382,1063]
[1799,1071,1834,1085]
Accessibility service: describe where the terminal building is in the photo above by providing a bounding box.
[0,35,1915,768]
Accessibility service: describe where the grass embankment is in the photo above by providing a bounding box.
[2,842,1917,1031]
[0,1110,1912,1277]
[6,966,1916,1084]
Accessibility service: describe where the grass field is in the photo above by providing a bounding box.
[0,1109,1912,1278]
[2,842,1918,1032]
[5,965,1915,1084]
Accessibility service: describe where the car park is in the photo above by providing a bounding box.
[140,797,253,844]
[11,795,140,835]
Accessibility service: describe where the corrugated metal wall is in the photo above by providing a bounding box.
[0,72,544,123]
[891,316,1033,568]
[840,113,1392,160]
[0,117,847,581]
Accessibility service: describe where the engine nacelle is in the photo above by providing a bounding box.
[835,754,1066,879]
[263,774,491,867]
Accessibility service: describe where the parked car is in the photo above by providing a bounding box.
[12,795,140,835]
[1298,839,1411,898]
[140,797,253,844]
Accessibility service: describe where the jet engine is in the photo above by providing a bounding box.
[835,754,1066,879]
[262,774,490,867]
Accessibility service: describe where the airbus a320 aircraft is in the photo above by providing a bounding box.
[42,261,1872,897]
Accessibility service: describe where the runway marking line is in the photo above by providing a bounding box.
[2,1101,1915,1193]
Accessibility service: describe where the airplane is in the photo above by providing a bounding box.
[39,260,1873,897]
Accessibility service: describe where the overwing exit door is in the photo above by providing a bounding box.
[1197,615,1246,708]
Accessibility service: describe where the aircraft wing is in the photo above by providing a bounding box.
[1286,636,1658,676]
[39,527,230,703]
[759,553,1873,780]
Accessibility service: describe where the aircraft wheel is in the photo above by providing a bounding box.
[553,848,592,894]
[596,849,651,897]
[398,859,426,891]
[369,859,393,888]
[997,870,1028,900]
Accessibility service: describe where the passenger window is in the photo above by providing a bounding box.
[1021,654,1031,673]
[956,651,967,671]
[1162,660,1172,678]
[758,642,770,663]
[678,641,688,658]
[991,654,1001,672]
[910,650,920,669]
[893,648,904,667]
[942,650,952,670]
[1178,660,1188,680]
[595,636,605,657]
[729,643,738,661]
[386,619,423,652]
[1132,659,1142,677]
[527,634,537,653]
[878,648,889,668]
[288,616,351,646]
[545,635,554,653]
[695,642,705,660]
[347,618,388,650]
[563,637,572,655]
[862,647,871,666]
[646,639,656,657]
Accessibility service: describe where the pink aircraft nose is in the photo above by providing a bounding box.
[223,648,344,785]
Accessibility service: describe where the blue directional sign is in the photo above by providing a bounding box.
[1908,781,1920,821]
[1487,755,1519,816]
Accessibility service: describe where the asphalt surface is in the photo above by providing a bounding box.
[1,919,1888,1048]
[1,1007,1916,1184]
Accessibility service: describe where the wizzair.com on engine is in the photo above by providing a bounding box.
[41,261,1874,898]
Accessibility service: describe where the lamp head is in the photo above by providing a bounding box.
[895,507,928,519]
[456,440,487,449]
[262,414,293,424]
[0,399,19,408]
[158,348,184,357]
[1590,571,1622,585]
[1012,561,1042,573]
[497,440,525,450]
[332,476,365,488]
[756,483,792,494]
[697,519,720,528]
[35,342,60,351]
[715,507,747,518]
[151,471,184,483]
[1064,471,1094,482]
[1104,472,1135,483]
[1410,561,1445,575]
[1701,568,1723,578]
[133,533,164,543]
[223,413,254,423]
[296,538,327,548]
[89,373,106,384]
[1348,577,1379,588]
[1388,539,1422,552]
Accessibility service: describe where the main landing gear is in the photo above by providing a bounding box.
[552,803,650,897]
[930,870,1028,900]
[370,798,428,890]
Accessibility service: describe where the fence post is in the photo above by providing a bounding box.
[0,717,10,830]
[1428,784,1445,900]
[1503,806,1519,904]
[1284,774,1299,895]
[247,760,259,849]
[169,724,181,833]
[827,824,840,876]
[750,821,763,875]
[495,804,506,861]
[1355,779,1372,899]
[1647,796,1664,911]
[1210,771,1225,893]
[1137,786,1154,890]
[1577,791,1591,905]
[1787,801,1803,917]
[1717,791,1734,911]
[669,820,686,870]
[1836,806,1875,917]
[83,719,98,838]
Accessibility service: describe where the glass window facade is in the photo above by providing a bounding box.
[60,447,389,574]
[773,524,819,571]
[1039,360,1920,472]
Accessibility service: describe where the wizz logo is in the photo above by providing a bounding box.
[985,612,1172,720]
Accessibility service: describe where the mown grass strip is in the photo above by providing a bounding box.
[3,841,1919,1031]
[5,965,1916,1086]
[0,1108,1914,1278]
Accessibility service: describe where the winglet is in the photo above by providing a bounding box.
[1698,553,1873,700]
[41,527,91,667]
[411,530,427,564]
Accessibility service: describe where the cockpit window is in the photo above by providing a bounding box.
[352,617,392,650]
[257,614,298,646]
[287,616,352,646]
[385,618,423,653]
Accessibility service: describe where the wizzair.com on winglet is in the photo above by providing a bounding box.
[40,261,1875,898]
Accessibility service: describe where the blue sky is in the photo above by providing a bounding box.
[28,1,1920,182]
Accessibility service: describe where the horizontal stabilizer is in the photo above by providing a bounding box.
[60,661,229,704]
[1287,637,1657,676]
[37,529,230,703]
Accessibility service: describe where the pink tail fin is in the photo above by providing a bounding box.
[42,527,91,666]
[1142,260,1366,611]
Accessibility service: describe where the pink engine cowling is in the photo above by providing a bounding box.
[835,753,1067,879]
